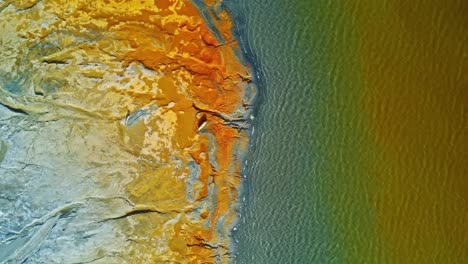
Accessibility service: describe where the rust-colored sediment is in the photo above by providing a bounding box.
[116,0,252,262]
[1,0,252,262]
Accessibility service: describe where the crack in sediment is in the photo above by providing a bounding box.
[98,209,163,222]
[70,251,123,264]
[192,103,250,131]
[0,102,28,115]
[187,242,228,250]
[98,206,183,223]
[0,87,125,122]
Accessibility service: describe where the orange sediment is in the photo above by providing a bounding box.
[117,0,253,261]
[2,0,253,262]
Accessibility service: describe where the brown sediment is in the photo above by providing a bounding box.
[1,0,253,262]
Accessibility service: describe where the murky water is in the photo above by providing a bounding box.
[227,0,468,263]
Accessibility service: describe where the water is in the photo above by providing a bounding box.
[226,1,338,262]
[227,0,468,263]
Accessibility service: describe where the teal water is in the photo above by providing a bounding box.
[227,0,468,263]
[225,1,335,262]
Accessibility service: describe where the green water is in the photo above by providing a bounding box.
[227,0,468,263]
[226,1,351,262]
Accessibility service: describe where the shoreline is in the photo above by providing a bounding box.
[194,1,265,262]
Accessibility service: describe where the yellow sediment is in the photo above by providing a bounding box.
[1,0,252,262]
